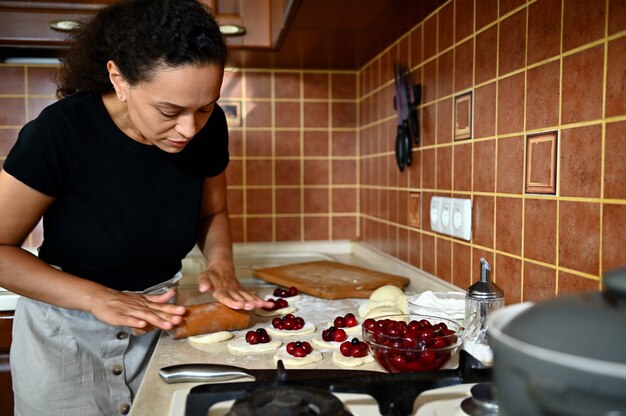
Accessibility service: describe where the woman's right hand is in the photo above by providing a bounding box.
[88,287,187,333]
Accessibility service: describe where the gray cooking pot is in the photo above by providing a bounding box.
[487,268,626,416]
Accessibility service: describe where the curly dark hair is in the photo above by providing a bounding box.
[57,0,227,98]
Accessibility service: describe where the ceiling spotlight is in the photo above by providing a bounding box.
[219,24,246,37]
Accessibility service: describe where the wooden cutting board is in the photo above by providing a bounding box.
[251,261,410,299]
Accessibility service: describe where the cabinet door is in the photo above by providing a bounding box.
[0,313,14,416]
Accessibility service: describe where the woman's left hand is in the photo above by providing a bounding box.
[196,262,273,310]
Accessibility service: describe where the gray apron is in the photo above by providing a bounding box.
[11,273,181,416]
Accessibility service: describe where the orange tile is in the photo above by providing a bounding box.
[0,98,26,125]
[559,125,602,198]
[476,0,498,30]
[422,234,436,275]
[437,98,452,144]
[473,195,495,248]
[436,146,452,190]
[558,200,600,275]
[226,188,243,215]
[605,121,626,199]
[454,141,472,192]
[0,128,19,156]
[452,242,472,288]
[606,37,626,118]
[228,130,243,156]
[303,160,329,185]
[331,73,356,100]
[561,45,604,124]
[26,66,57,95]
[246,130,271,156]
[398,191,409,226]
[332,188,357,213]
[422,192,434,231]
[303,73,329,99]
[474,25,498,85]
[275,160,301,186]
[247,189,272,214]
[244,157,266,191]
[332,160,357,185]
[397,227,409,263]
[454,39,474,93]
[474,82,496,138]
[274,72,300,99]
[247,217,273,242]
[303,188,329,213]
[497,73,524,135]
[494,254,521,305]
[527,0,561,65]
[525,131,557,194]
[27,98,55,121]
[275,101,301,128]
[437,51,453,99]
[0,67,24,94]
[222,70,242,98]
[410,25,423,69]
[331,131,356,157]
[304,217,329,240]
[331,102,356,128]
[524,198,557,264]
[422,60,437,104]
[229,217,244,242]
[495,196,522,256]
[423,15,437,60]
[523,262,556,301]
[455,0,475,42]
[275,188,301,213]
[276,217,302,241]
[497,135,524,194]
[332,216,357,240]
[303,102,328,128]
[409,151,421,189]
[303,131,328,156]
[437,237,452,283]
[499,0,526,16]
[603,204,626,272]
[557,270,600,295]
[562,0,606,52]
[438,2,454,52]
[275,130,300,156]
[409,229,422,269]
[245,101,271,128]
[609,0,626,35]
[526,60,560,131]
[473,139,496,192]
[245,72,271,98]
[422,148,436,189]
[422,103,436,146]
[225,159,243,186]
[498,9,527,76]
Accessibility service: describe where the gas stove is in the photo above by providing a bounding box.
[174,351,491,416]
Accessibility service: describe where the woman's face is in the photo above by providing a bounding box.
[116,62,223,153]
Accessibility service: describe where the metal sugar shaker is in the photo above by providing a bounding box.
[462,258,505,364]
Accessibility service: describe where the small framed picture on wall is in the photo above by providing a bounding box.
[220,100,242,127]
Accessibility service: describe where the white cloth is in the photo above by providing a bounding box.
[11,273,181,416]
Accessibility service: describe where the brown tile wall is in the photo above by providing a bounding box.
[360,0,626,303]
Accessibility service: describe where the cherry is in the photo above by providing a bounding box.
[322,327,335,341]
[245,330,259,345]
[334,316,346,328]
[333,328,348,342]
[340,341,352,356]
[351,343,368,358]
[344,313,358,327]
[286,340,311,357]
[287,286,298,296]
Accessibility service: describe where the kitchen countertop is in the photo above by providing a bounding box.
[129,241,461,416]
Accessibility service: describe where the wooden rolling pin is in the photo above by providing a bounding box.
[167,302,251,339]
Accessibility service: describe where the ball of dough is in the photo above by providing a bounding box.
[369,285,405,301]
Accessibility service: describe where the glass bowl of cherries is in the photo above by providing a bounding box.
[362,314,462,372]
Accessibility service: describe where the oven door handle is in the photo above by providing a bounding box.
[159,363,256,384]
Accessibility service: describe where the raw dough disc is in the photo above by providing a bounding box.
[266,321,316,337]
[188,331,233,344]
[364,305,403,319]
[324,322,362,335]
[358,299,396,317]
[265,294,302,303]
[370,285,405,301]
[254,305,297,317]
[226,337,282,354]
[311,336,344,349]
[273,349,323,366]
[331,350,375,367]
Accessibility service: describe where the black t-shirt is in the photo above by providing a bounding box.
[4,94,229,291]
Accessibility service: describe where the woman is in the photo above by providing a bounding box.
[0,1,270,414]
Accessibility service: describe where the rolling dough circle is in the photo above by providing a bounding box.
[188,331,233,344]
[331,350,375,367]
[226,337,282,354]
[273,349,323,366]
[266,321,316,337]
[254,305,297,317]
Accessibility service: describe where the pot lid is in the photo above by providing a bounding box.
[502,268,626,364]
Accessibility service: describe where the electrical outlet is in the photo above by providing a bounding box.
[452,198,472,240]
[408,192,421,228]
[430,196,472,241]
[430,197,442,232]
